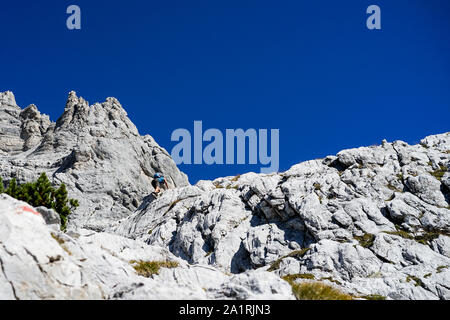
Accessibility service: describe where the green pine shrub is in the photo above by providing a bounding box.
[0,173,79,231]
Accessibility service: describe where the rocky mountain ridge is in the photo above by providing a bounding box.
[0,91,189,231]
[1,91,449,300]
[111,132,450,299]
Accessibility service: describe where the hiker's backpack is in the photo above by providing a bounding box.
[154,172,165,183]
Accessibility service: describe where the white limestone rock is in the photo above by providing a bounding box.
[1,90,449,300]
[0,194,103,299]
[113,133,449,300]
[0,91,189,232]
[0,194,294,300]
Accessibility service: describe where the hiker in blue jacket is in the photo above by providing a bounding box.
[152,172,169,196]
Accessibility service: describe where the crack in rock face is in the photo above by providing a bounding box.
[1,91,450,300]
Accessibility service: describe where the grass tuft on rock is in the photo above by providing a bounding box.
[354,233,375,248]
[51,233,65,245]
[268,248,311,272]
[230,175,241,182]
[282,273,315,282]
[437,265,448,273]
[130,260,179,277]
[164,199,181,215]
[361,294,386,300]
[51,233,72,255]
[429,165,447,181]
[384,225,448,245]
[384,229,414,240]
[387,183,403,193]
[286,280,353,300]
[406,275,425,288]
[320,277,342,285]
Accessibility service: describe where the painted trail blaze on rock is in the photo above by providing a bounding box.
[16,205,41,217]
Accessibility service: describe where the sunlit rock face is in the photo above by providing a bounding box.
[0,194,293,300]
[1,90,449,300]
[114,133,450,300]
[0,91,189,231]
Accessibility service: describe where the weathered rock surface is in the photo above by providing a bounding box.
[113,133,450,300]
[0,194,293,300]
[0,91,23,154]
[1,90,449,300]
[0,91,189,231]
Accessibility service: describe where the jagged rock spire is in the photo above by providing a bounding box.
[0,91,17,107]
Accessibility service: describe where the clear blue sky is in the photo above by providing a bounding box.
[1,0,449,184]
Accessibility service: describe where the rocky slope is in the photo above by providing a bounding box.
[111,133,450,300]
[0,194,292,299]
[0,91,189,231]
[1,90,449,300]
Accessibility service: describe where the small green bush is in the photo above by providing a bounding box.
[0,173,79,231]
